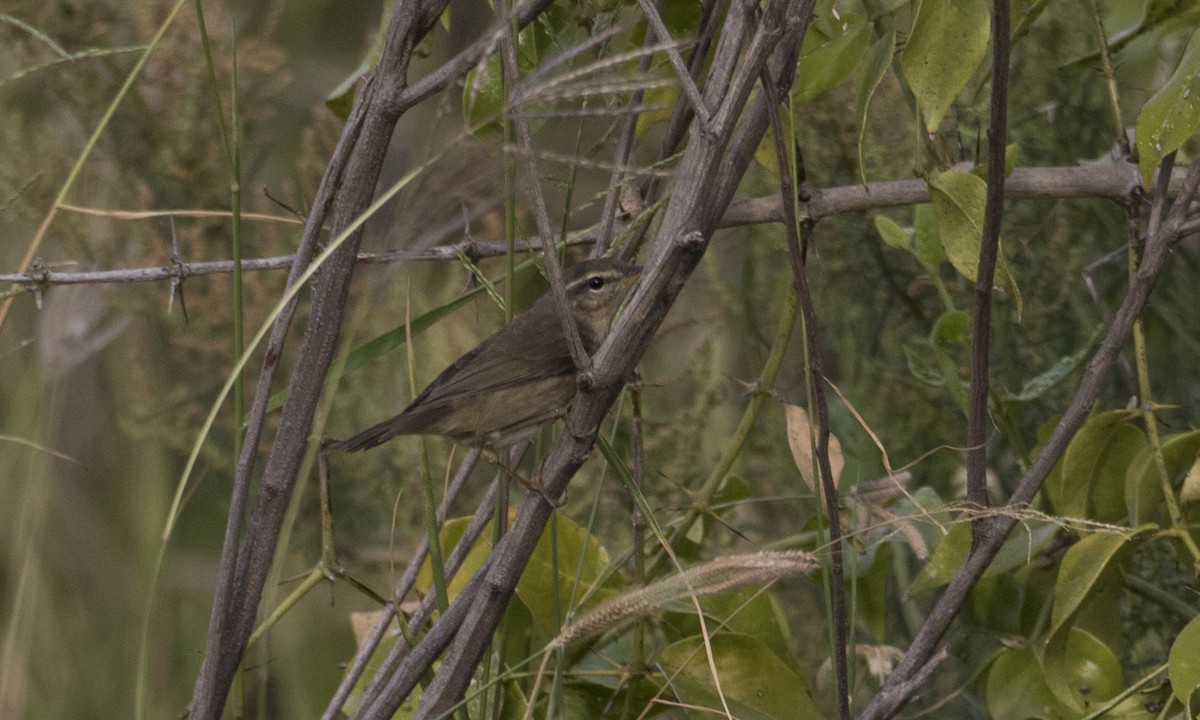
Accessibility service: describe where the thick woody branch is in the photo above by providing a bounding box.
[187,0,444,715]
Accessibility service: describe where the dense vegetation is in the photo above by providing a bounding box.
[2,1,1200,718]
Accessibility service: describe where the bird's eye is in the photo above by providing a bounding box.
[587,275,605,290]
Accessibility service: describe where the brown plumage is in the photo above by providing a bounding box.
[336,258,640,452]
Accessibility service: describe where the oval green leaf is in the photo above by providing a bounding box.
[874,214,913,251]
[1044,409,1140,520]
[1054,627,1125,710]
[796,12,869,103]
[985,645,1062,720]
[1042,527,1152,710]
[516,514,624,637]
[909,519,1058,593]
[1169,613,1200,708]
[1126,428,1200,525]
[901,0,991,132]
[928,171,1023,318]
[1136,27,1200,187]
[913,203,943,273]
[659,633,820,720]
[662,588,797,667]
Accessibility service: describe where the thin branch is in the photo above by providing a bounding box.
[496,0,588,369]
[348,456,499,719]
[761,68,848,720]
[636,0,711,126]
[594,5,662,256]
[0,237,593,297]
[2,164,1179,302]
[392,0,558,113]
[322,447,481,720]
[966,0,1010,540]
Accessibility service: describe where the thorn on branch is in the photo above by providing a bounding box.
[168,219,189,323]
[29,258,48,310]
[262,186,304,219]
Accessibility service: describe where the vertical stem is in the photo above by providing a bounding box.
[1129,248,1200,563]
[407,290,449,610]
[623,383,648,720]
[966,0,1011,543]
[1085,0,1130,156]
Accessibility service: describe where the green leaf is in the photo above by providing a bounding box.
[1042,527,1153,711]
[795,11,869,103]
[909,519,1058,593]
[1049,528,1150,632]
[931,309,970,347]
[662,588,797,669]
[415,516,495,600]
[1004,324,1101,402]
[1126,428,1200,524]
[1169,614,1200,709]
[516,514,625,637]
[928,171,1023,319]
[463,54,505,135]
[659,634,821,720]
[927,310,970,412]
[462,10,570,134]
[985,645,1063,720]
[970,143,1019,180]
[1053,628,1125,710]
[903,342,945,387]
[634,84,677,137]
[900,0,991,132]
[754,122,782,175]
[1043,409,1140,520]
[873,215,913,250]
[912,204,943,273]
[856,30,897,185]
[1092,424,1148,524]
[325,1,393,119]
[855,544,894,643]
[1136,27,1200,186]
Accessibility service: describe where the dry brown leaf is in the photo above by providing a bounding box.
[784,403,844,495]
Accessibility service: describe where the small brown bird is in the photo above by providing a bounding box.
[336,257,640,453]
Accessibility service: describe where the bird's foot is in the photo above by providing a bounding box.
[486,452,565,508]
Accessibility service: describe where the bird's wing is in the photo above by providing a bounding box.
[408,304,574,408]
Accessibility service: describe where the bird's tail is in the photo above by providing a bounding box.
[333,419,403,453]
